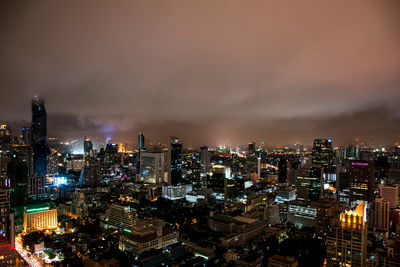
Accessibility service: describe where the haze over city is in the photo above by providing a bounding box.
[1,0,400,146]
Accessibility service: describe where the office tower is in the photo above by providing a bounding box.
[21,126,31,145]
[23,204,58,232]
[0,124,12,154]
[169,138,182,185]
[200,146,210,174]
[380,184,398,209]
[83,160,100,187]
[12,144,32,176]
[296,166,322,204]
[83,137,93,155]
[278,157,287,183]
[287,160,300,185]
[140,152,165,184]
[0,188,16,266]
[369,197,389,230]
[312,139,334,174]
[349,160,374,205]
[326,202,368,267]
[0,188,13,243]
[31,97,49,176]
[7,157,28,207]
[138,133,145,152]
[104,143,120,164]
[28,174,46,196]
[312,198,340,236]
[31,96,47,144]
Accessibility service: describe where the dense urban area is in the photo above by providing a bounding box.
[0,96,399,267]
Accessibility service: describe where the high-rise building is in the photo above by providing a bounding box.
[31,96,49,176]
[0,188,13,246]
[28,174,46,196]
[31,96,47,144]
[83,137,93,156]
[296,166,322,204]
[200,146,210,174]
[0,125,12,154]
[380,184,398,209]
[278,157,287,183]
[312,139,334,175]
[83,160,100,187]
[140,152,165,184]
[326,202,368,267]
[107,204,137,232]
[369,197,389,230]
[169,138,182,185]
[349,160,374,205]
[21,127,31,145]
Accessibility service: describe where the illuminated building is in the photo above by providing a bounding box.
[31,97,49,176]
[140,152,165,184]
[162,185,186,200]
[169,137,182,185]
[264,203,281,226]
[118,219,178,254]
[23,204,58,232]
[296,166,322,204]
[0,188,14,247]
[200,146,210,174]
[0,124,12,154]
[312,139,334,174]
[248,142,256,154]
[380,184,398,209]
[83,137,93,156]
[106,204,137,232]
[369,197,389,231]
[349,160,374,205]
[287,204,317,228]
[326,202,368,267]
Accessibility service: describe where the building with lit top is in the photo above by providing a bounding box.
[118,218,178,254]
[326,202,368,267]
[349,160,374,205]
[169,137,182,185]
[23,204,58,232]
[312,139,334,174]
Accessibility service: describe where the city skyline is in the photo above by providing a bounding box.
[1,0,400,146]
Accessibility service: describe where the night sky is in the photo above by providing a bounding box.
[1,0,400,146]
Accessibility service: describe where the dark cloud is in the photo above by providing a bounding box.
[1,0,400,146]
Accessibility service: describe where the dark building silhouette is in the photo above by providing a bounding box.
[31,97,49,176]
[169,138,182,185]
[278,157,288,183]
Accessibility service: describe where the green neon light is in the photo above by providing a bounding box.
[26,207,50,213]
[124,229,131,233]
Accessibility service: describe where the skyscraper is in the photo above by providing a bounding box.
[369,197,389,231]
[312,139,334,175]
[296,166,322,204]
[278,157,287,184]
[31,96,47,144]
[200,146,210,174]
[169,138,182,185]
[140,152,165,184]
[83,137,93,156]
[31,96,49,176]
[349,160,374,205]
[326,202,368,267]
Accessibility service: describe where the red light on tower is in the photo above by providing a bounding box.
[355,138,359,142]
